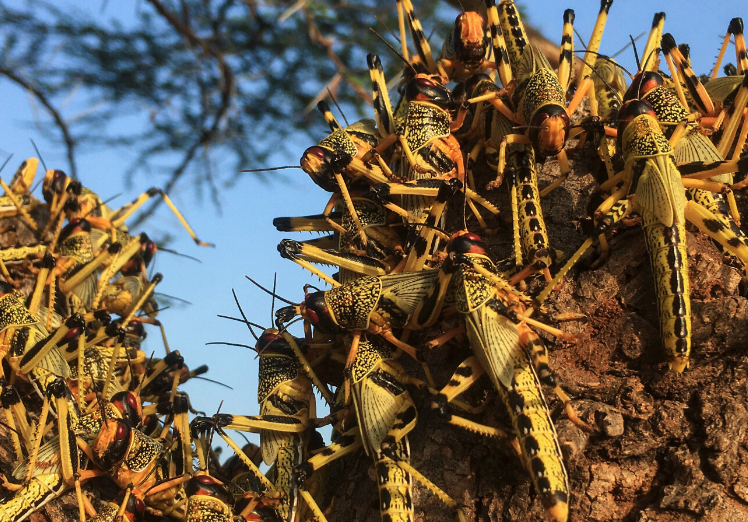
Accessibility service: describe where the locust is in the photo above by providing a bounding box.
[199,322,331,522]
[294,333,468,522]
[540,99,748,372]
[468,1,609,196]
[403,232,580,522]
[396,0,499,83]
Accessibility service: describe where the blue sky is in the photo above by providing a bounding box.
[1,0,746,454]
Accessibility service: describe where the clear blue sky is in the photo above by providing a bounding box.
[1,0,745,454]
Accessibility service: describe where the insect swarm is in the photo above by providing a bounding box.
[4,2,748,522]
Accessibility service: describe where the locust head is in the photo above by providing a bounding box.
[529,105,570,158]
[453,12,487,69]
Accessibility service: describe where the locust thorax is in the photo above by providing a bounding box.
[453,12,486,68]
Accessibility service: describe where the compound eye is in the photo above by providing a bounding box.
[416,78,436,89]
[305,308,319,325]
[463,232,482,242]
[305,147,326,159]
[115,422,129,441]
[126,393,139,411]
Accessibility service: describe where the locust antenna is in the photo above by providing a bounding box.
[156,248,202,263]
[0,155,13,174]
[30,139,47,172]
[232,289,259,341]
[245,276,296,305]
[326,88,349,127]
[239,165,299,173]
[271,273,277,327]
[427,21,441,43]
[574,49,635,78]
[191,376,233,390]
[376,15,401,43]
[216,314,267,333]
[574,28,588,51]
[369,27,418,76]
[154,292,193,306]
[611,30,646,58]
[575,55,624,105]
[630,34,641,70]
[205,341,259,352]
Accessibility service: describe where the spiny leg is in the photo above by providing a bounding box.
[109,188,213,247]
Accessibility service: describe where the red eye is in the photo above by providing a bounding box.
[64,328,80,340]
[134,498,145,514]
[305,308,319,325]
[416,78,436,88]
[464,232,482,242]
[197,475,217,485]
[126,393,139,410]
[115,422,128,440]
[306,147,326,159]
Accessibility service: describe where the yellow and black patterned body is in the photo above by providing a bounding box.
[629,72,746,260]
[1,291,70,393]
[89,493,144,522]
[340,196,402,257]
[516,66,567,137]
[257,333,313,522]
[448,249,569,521]
[621,106,691,371]
[500,345,569,522]
[57,219,98,313]
[508,42,570,159]
[400,101,455,181]
[641,211,691,373]
[397,77,464,221]
[624,72,689,135]
[92,419,165,493]
[184,475,235,522]
[304,270,441,336]
[506,145,553,272]
[324,276,382,331]
[452,253,527,390]
[348,334,416,522]
[0,473,65,522]
[465,74,553,275]
[301,115,380,194]
[593,57,627,121]
[497,0,528,77]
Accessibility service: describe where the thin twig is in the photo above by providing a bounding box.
[0,66,77,177]
[132,0,236,226]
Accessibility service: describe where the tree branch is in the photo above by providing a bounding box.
[0,66,77,178]
[131,0,236,227]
